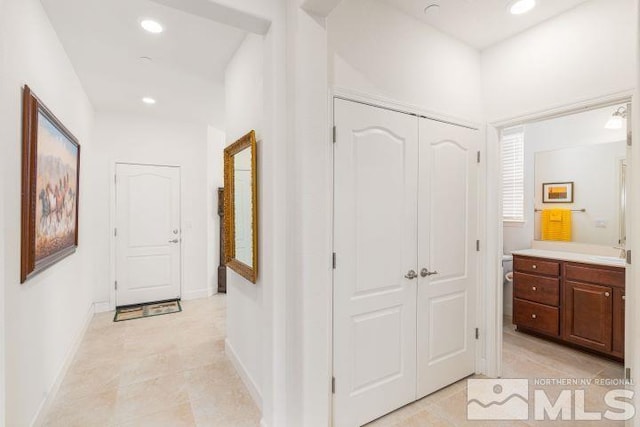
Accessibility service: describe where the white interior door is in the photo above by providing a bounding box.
[115,163,181,306]
[417,118,479,397]
[333,99,418,427]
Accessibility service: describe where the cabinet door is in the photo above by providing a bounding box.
[612,288,625,357]
[563,281,613,352]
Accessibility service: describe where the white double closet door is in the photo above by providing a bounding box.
[333,99,479,427]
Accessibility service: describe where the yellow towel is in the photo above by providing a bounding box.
[541,209,572,241]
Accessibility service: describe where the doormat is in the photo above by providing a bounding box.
[114,299,182,322]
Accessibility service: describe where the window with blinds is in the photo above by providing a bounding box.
[502,126,525,222]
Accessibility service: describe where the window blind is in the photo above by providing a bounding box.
[502,126,525,222]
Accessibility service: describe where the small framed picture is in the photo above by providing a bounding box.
[542,182,574,203]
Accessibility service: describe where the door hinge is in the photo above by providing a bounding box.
[627,250,632,265]
[475,328,479,340]
[477,151,481,163]
[627,130,632,147]
[332,252,337,269]
[114,280,118,290]
[626,368,632,381]
[476,240,480,252]
[332,377,336,394]
[332,126,337,143]
[114,228,117,237]
[114,174,117,184]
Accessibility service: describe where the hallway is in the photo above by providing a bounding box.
[43,297,625,426]
[42,296,260,427]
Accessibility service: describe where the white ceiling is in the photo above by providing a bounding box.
[40,0,247,128]
[382,0,592,50]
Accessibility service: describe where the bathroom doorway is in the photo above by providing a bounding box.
[490,97,634,421]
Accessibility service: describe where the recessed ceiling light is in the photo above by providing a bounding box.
[509,0,536,15]
[142,97,157,105]
[140,19,163,34]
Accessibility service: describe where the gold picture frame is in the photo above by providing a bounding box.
[223,131,258,283]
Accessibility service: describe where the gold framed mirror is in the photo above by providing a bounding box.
[224,130,258,283]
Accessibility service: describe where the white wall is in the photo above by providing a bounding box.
[0,0,6,421]
[224,33,265,405]
[504,107,628,253]
[0,0,96,424]
[91,113,220,305]
[482,0,637,123]
[328,0,484,123]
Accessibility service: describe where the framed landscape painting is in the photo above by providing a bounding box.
[21,85,81,283]
[542,181,574,204]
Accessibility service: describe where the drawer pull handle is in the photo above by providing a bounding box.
[605,292,610,297]
[532,286,537,291]
[531,314,537,319]
[532,265,537,269]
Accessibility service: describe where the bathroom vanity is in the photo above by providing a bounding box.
[512,249,625,361]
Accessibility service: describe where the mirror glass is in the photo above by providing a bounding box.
[534,142,626,245]
[224,130,257,283]
[233,148,253,267]
[527,103,629,246]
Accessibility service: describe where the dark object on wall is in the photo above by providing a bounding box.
[21,85,81,283]
[218,187,227,293]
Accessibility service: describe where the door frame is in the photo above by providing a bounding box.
[485,89,636,383]
[329,87,486,424]
[108,161,184,311]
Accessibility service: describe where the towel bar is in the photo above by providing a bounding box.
[535,208,586,213]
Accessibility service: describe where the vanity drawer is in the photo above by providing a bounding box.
[514,298,559,336]
[565,263,625,288]
[513,272,559,306]
[514,256,560,277]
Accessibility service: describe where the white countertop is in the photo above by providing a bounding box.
[511,249,626,269]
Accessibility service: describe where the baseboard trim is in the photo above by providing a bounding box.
[182,288,212,301]
[225,338,263,411]
[93,301,111,313]
[30,302,95,427]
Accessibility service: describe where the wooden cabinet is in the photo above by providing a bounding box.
[512,255,625,361]
[612,288,625,358]
[563,281,612,353]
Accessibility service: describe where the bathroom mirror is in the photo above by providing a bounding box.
[534,141,627,246]
[224,131,258,283]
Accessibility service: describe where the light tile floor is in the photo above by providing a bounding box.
[43,296,260,427]
[367,317,625,427]
[45,298,625,427]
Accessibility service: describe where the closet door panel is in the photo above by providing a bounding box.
[333,99,419,427]
[417,118,479,398]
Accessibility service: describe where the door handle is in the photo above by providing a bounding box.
[404,270,417,280]
[169,239,179,244]
[420,268,439,277]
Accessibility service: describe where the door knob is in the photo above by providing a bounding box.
[405,270,417,280]
[605,292,610,297]
[169,239,179,244]
[420,268,439,277]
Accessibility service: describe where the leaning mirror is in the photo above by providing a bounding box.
[224,131,258,283]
